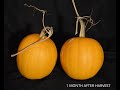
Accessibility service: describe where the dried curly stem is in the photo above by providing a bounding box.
[11,4,53,57]
[11,27,53,57]
[72,0,100,37]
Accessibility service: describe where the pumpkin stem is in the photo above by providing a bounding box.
[11,27,53,57]
[11,4,53,57]
[72,0,101,37]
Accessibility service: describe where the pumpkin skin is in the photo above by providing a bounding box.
[60,37,104,80]
[17,34,57,79]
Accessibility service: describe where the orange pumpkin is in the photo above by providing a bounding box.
[60,0,104,80]
[60,37,104,80]
[17,34,57,79]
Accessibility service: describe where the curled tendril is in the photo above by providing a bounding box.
[76,16,101,32]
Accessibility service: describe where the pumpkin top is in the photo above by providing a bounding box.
[72,0,100,37]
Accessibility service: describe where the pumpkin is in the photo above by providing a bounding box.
[17,34,57,79]
[60,37,104,80]
[10,4,57,80]
[60,0,104,80]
